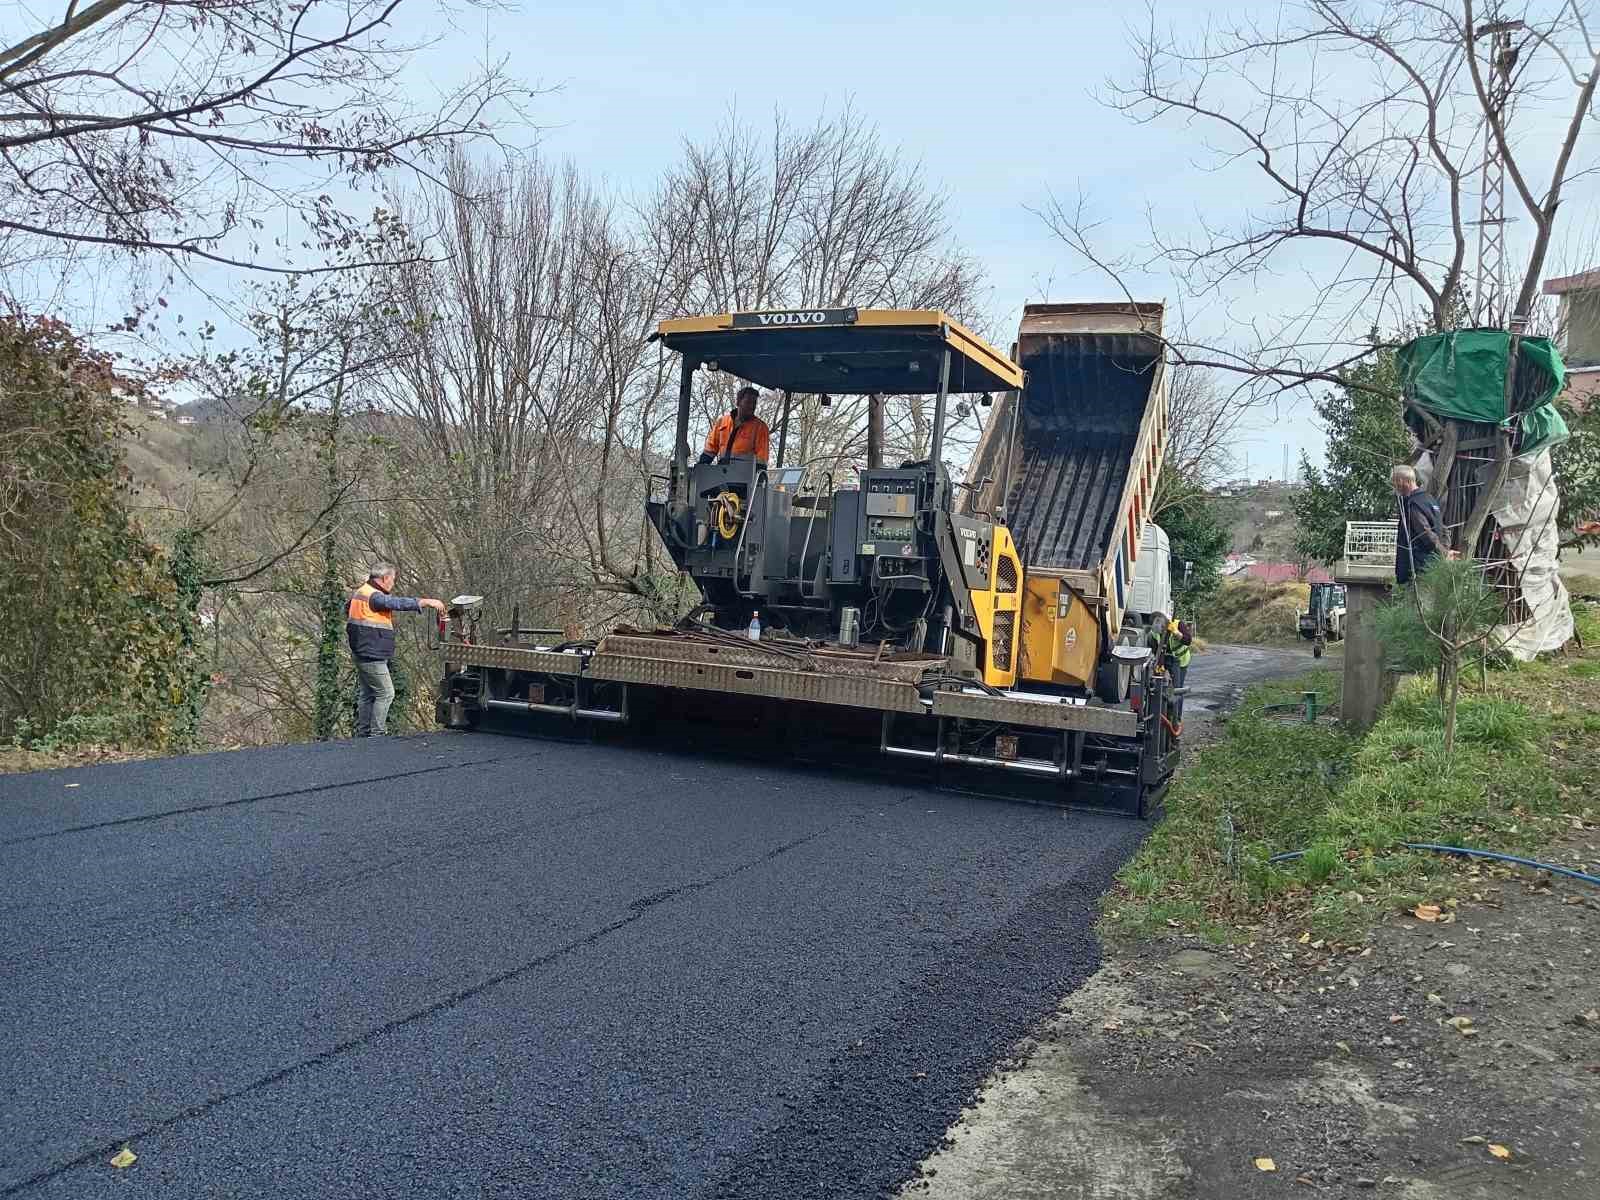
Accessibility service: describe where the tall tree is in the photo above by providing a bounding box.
[650,107,986,468]
[1553,397,1600,549]
[0,313,191,745]
[1161,471,1233,611]
[373,154,611,624]
[1291,338,1414,565]
[1042,0,1600,394]
[366,113,988,628]
[163,259,403,741]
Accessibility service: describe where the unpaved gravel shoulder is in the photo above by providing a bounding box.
[904,826,1600,1199]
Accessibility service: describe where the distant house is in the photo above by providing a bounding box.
[1543,267,1600,406]
[1224,554,1331,584]
[1222,553,1256,577]
[112,382,173,414]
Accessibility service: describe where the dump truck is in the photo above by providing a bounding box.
[962,303,1173,703]
[1129,522,1175,626]
[435,304,1180,815]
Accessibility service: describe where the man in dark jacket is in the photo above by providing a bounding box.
[1391,464,1454,585]
[347,562,445,737]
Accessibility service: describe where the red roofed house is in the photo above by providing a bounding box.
[1543,267,1600,408]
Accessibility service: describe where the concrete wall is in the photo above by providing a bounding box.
[1334,563,1397,730]
[1560,292,1600,369]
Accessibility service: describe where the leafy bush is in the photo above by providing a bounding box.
[1374,557,1508,753]
[1291,334,1414,566]
[0,315,197,750]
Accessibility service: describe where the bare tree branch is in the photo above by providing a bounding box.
[0,0,541,293]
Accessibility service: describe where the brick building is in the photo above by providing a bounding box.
[1543,267,1600,406]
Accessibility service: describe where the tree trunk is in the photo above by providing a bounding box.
[313,365,347,741]
[1442,649,1460,759]
[169,527,210,748]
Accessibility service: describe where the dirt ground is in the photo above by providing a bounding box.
[0,746,151,774]
[904,784,1600,1199]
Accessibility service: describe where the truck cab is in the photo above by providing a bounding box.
[1126,523,1173,627]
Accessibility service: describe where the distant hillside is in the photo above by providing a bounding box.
[121,410,219,516]
[1208,481,1303,559]
[1191,578,1311,646]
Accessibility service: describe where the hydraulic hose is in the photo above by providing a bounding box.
[1268,843,1600,888]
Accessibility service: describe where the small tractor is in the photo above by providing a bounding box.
[1297,581,1347,658]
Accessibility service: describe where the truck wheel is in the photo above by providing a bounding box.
[1094,659,1130,704]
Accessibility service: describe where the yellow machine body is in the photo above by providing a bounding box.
[1017,574,1103,691]
[970,525,1023,690]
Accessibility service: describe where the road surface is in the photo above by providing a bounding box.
[0,645,1310,1199]
[1186,642,1321,721]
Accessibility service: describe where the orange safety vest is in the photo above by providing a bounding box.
[705,412,770,463]
[347,582,394,631]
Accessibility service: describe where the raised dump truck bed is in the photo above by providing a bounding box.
[965,303,1168,645]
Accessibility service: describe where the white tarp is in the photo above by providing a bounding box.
[1491,448,1573,659]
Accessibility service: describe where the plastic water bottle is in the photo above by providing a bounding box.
[748,611,761,641]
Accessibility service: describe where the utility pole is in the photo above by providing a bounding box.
[1473,16,1525,330]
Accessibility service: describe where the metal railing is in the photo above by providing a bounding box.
[1344,520,1398,566]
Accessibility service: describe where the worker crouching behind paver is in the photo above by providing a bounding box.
[1147,610,1193,717]
[347,562,446,738]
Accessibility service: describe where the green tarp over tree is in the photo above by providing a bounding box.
[1396,329,1569,454]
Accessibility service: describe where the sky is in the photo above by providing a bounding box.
[15,0,1599,477]
[396,0,1332,475]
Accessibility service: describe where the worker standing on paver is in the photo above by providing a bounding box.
[700,385,771,464]
[1147,610,1193,717]
[347,562,446,738]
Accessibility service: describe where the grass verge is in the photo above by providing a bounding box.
[1105,601,1600,941]
[1191,579,1312,646]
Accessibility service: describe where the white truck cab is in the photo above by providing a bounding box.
[1127,523,1173,626]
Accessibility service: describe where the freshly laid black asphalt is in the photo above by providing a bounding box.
[0,648,1305,1199]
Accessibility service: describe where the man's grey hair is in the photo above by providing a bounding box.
[1390,463,1418,487]
[367,561,396,580]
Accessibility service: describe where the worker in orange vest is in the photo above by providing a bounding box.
[699,385,770,465]
[347,562,446,737]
